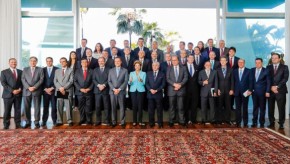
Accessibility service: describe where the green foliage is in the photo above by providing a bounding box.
[21,49,30,68]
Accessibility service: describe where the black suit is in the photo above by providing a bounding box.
[227,56,240,70]
[267,64,289,125]
[121,54,135,73]
[87,57,99,70]
[134,58,150,72]
[204,47,220,61]
[160,61,171,111]
[150,49,164,62]
[133,47,151,59]
[42,67,58,124]
[209,60,221,70]
[76,47,88,61]
[74,68,94,124]
[105,58,114,69]
[185,64,200,123]
[217,67,234,123]
[146,71,166,126]
[105,47,122,58]
[93,67,110,124]
[0,68,23,128]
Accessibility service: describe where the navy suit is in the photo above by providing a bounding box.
[76,47,89,61]
[227,56,240,70]
[250,67,270,126]
[146,71,166,126]
[42,66,58,124]
[193,55,207,71]
[133,47,151,59]
[204,47,220,61]
[105,47,122,58]
[233,68,252,126]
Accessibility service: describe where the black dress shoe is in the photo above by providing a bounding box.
[260,124,264,128]
[56,123,63,127]
[120,123,126,127]
[243,124,248,128]
[168,123,174,127]
[86,122,93,126]
[279,124,284,129]
[158,124,163,128]
[15,124,22,129]
[69,123,73,127]
[35,123,40,128]
[41,122,46,127]
[112,123,117,127]
[236,124,241,128]
[94,122,101,126]
[3,126,9,130]
[22,124,31,129]
[149,124,155,128]
[180,123,187,127]
[267,123,275,128]
[251,124,257,128]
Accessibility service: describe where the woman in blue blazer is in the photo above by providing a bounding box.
[129,60,146,126]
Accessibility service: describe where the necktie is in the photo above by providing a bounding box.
[274,65,277,75]
[175,66,179,81]
[154,72,157,81]
[48,68,51,77]
[206,70,210,78]
[126,56,129,65]
[182,58,185,64]
[230,57,233,68]
[239,70,242,81]
[101,67,104,73]
[13,69,17,80]
[88,58,91,66]
[168,62,170,67]
[31,68,35,77]
[83,70,87,80]
[222,68,226,78]
[62,69,65,76]
[211,61,214,70]
[116,68,120,77]
[81,48,85,57]
[209,47,212,52]
[196,56,199,65]
[190,64,193,77]
[221,48,224,57]
[256,69,260,82]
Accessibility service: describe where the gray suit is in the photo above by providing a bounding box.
[108,67,128,125]
[54,67,74,124]
[166,65,188,124]
[21,67,44,125]
[198,69,218,123]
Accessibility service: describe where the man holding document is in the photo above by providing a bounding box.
[233,59,252,128]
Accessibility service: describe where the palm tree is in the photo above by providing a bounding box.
[141,22,164,48]
[270,27,285,53]
[109,8,146,48]
[159,31,181,49]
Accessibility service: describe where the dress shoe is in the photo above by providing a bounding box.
[158,124,163,128]
[279,124,284,129]
[139,123,145,126]
[120,123,126,127]
[78,121,85,126]
[132,122,137,126]
[267,123,275,128]
[69,123,73,127]
[168,123,174,127]
[56,123,63,127]
[149,124,155,128]
[41,122,46,127]
[225,121,232,125]
[86,122,93,126]
[22,124,31,129]
[188,121,192,125]
[180,123,187,127]
[236,124,241,128]
[94,122,101,126]
[3,126,9,130]
[243,124,248,128]
[260,124,264,128]
[15,124,22,129]
[35,123,40,128]
[251,124,257,128]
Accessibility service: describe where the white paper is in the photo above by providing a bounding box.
[243,90,249,97]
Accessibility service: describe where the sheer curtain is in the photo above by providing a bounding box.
[0,0,21,116]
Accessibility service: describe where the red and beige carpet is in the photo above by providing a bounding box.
[0,128,290,163]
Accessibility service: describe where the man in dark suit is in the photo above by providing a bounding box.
[151,41,164,62]
[227,47,240,70]
[179,50,188,66]
[208,51,220,70]
[160,53,172,111]
[204,38,220,61]
[85,48,98,69]
[185,55,199,124]
[175,41,190,57]
[216,57,234,125]
[120,40,134,57]
[187,42,194,55]
[76,38,89,61]
[233,59,252,127]
[135,50,150,72]
[146,62,166,128]
[0,58,22,129]
[219,40,229,58]
[193,46,207,71]
[198,61,218,124]
[42,57,58,127]
[21,56,44,128]
[133,38,151,59]
[167,55,188,127]
[267,53,289,129]
[121,47,134,73]
[102,50,114,69]
[74,58,94,125]
[108,57,129,127]
[93,57,111,126]
[105,39,122,57]
[148,51,160,72]
[250,58,270,128]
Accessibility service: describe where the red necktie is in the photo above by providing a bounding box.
[88,58,91,66]
[13,69,17,80]
[62,69,65,76]
[83,70,87,80]
[274,65,277,75]
[230,57,233,68]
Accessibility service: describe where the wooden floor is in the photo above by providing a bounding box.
[1,118,289,138]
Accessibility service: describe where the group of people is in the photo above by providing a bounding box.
[1,37,289,130]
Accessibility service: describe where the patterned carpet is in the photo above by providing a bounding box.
[0,128,290,163]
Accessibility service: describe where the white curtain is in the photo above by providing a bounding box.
[0,0,21,117]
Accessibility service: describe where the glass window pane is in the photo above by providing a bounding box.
[22,17,74,68]
[22,0,72,11]
[228,0,285,13]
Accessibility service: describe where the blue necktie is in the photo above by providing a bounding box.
[190,64,193,77]
[256,69,260,82]
[116,68,120,77]
[48,68,51,77]
[239,70,242,81]
[222,68,226,78]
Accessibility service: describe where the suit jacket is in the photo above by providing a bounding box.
[267,64,289,94]
[204,47,220,61]
[208,60,221,70]
[133,47,151,59]
[105,58,115,69]
[179,57,187,66]
[175,50,190,57]
[76,47,89,61]
[42,66,58,90]
[105,47,122,58]
[217,67,234,94]
[227,56,240,70]
[233,68,251,96]
[187,49,194,55]
[93,67,110,95]
[185,64,199,94]
[21,67,44,96]
[54,67,74,96]
[193,55,207,71]
[121,54,135,73]
[219,47,229,58]
[146,71,166,99]
[166,65,188,96]
[160,61,171,75]
[128,71,146,92]
[198,69,218,97]
[74,68,94,96]
[249,67,270,96]
[150,49,164,62]
[108,67,129,95]
[87,57,99,70]
[134,58,150,72]
[1,68,23,98]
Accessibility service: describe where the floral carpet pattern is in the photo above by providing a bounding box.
[0,128,290,163]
